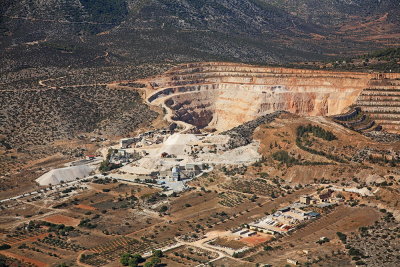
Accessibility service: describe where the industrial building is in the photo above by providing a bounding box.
[158,163,205,181]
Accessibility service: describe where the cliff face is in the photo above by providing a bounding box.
[146,63,371,131]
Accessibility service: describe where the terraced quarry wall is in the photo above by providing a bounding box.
[356,75,400,132]
[145,63,373,131]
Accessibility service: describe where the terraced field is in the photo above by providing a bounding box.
[84,237,175,266]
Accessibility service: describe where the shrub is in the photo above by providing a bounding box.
[159,206,168,213]
[337,232,347,243]
[0,244,11,250]
[264,245,273,251]
[297,124,337,141]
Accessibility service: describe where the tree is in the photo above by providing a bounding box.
[0,244,11,250]
[132,254,144,263]
[159,206,168,213]
[152,249,163,258]
[264,245,273,251]
[120,253,144,267]
[336,232,347,243]
[120,253,131,266]
[150,256,161,265]
[128,258,138,267]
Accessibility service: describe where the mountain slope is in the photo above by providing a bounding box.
[1,0,399,69]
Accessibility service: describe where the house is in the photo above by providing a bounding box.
[300,195,312,205]
[319,189,334,202]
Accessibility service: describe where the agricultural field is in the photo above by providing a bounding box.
[165,245,219,266]
[220,177,285,197]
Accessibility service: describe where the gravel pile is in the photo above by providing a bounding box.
[36,165,93,186]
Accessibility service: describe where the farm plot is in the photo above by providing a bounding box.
[168,191,221,218]
[212,257,253,267]
[91,197,136,210]
[93,209,163,236]
[218,191,247,207]
[165,245,219,265]
[82,236,175,266]
[1,229,48,245]
[16,241,78,265]
[0,250,48,267]
[74,204,97,211]
[221,178,283,197]
[0,202,52,225]
[52,192,114,211]
[37,236,86,252]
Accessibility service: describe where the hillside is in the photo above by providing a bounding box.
[1,0,400,71]
[290,47,400,72]
[251,114,400,184]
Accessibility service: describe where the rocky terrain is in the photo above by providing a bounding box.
[222,111,287,149]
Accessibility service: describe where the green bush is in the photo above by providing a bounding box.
[264,245,273,251]
[0,244,11,250]
[297,124,337,141]
[272,150,298,165]
[336,232,347,243]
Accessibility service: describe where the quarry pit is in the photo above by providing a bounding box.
[141,62,400,133]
